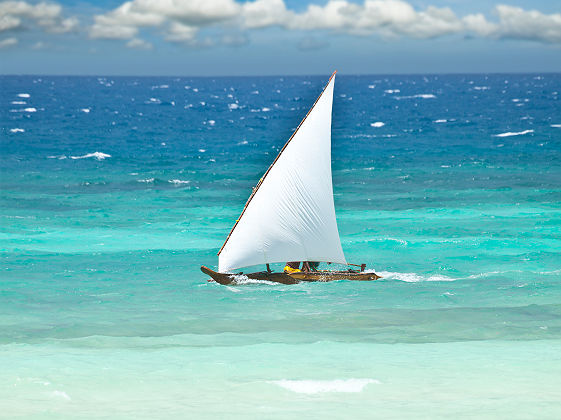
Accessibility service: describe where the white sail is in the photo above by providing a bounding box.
[218,73,346,272]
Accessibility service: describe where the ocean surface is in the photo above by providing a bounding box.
[1,73,560,419]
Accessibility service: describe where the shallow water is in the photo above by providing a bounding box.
[1,74,561,418]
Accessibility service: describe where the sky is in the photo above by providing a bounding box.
[0,0,560,75]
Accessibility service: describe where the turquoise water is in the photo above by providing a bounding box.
[1,74,561,418]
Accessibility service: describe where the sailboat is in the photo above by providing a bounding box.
[201,71,381,285]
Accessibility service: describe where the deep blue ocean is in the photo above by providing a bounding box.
[1,74,560,418]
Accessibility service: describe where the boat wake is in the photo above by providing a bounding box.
[377,271,456,282]
[229,274,279,286]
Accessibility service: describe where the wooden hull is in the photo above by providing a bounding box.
[201,266,380,285]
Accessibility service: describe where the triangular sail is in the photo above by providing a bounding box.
[218,72,346,272]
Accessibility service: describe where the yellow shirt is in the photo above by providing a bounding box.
[284,265,301,274]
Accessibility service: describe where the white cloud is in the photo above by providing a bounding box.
[463,13,498,37]
[242,0,291,29]
[126,37,153,49]
[0,14,20,31]
[2,0,560,51]
[165,21,197,42]
[0,1,78,33]
[494,5,561,44]
[0,35,17,47]
[89,0,240,40]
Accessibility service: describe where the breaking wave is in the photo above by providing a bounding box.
[70,152,111,160]
[270,379,379,394]
[494,129,534,137]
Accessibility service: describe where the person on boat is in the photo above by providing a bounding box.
[302,261,320,272]
[284,261,301,274]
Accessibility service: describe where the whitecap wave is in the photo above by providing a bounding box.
[370,121,385,128]
[384,89,400,94]
[228,103,239,110]
[137,178,154,183]
[11,100,26,104]
[70,152,111,160]
[395,94,436,100]
[494,129,534,137]
[17,93,30,98]
[10,128,24,133]
[168,179,190,184]
[271,379,379,394]
[551,124,561,128]
[81,108,90,113]
[24,107,37,112]
[434,119,447,123]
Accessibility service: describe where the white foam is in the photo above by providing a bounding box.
[206,120,215,126]
[378,271,455,282]
[494,129,534,137]
[228,274,278,286]
[384,89,400,94]
[368,84,376,89]
[10,128,24,133]
[370,122,385,128]
[261,107,271,112]
[271,379,379,394]
[198,149,206,153]
[24,107,37,112]
[473,86,490,90]
[228,103,239,110]
[51,390,71,401]
[551,124,561,128]
[18,93,30,98]
[11,101,26,104]
[168,179,190,184]
[70,152,111,160]
[395,94,436,100]
[237,140,248,145]
[434,119,447,123]
[81,108,90,113]
[137,178,154,183]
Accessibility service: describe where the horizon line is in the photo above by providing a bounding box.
[1,71,560,78]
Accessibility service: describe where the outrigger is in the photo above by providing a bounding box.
[201,264,380,285]
[201,71,381,285]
